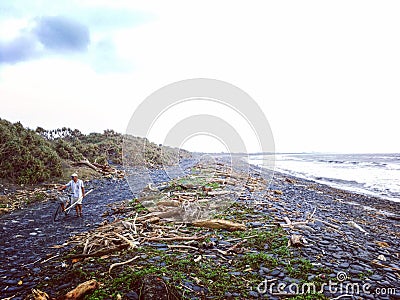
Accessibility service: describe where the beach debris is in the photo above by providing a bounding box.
[74,158,124,178]
[31,279,99,300]
[288,234,307,247]
[285,178,296,184]
[61,279,100,299]
[280,216,309,229]
[32,289,50,300]
[109,255,140,274]
[314,218,340,230]
[347,221,369,234]
[0,207,10,215]
[192,219,246,231]
[375,241,390,248]
[377,254,386,261]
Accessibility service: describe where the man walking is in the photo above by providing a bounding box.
[58,173,85,217]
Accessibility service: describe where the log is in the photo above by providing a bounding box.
[192,219,246,231]
[75,159,98,171]
[58,279,99,300]
[74,159,123,177]
[69,244,129,259]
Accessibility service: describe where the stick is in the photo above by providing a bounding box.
[132,212,138,235]
[109,256,140,274]
[22,257,42,267]
[283,216,292,226]
[308,207,317,220]
[225,235,258,243]
[82,239,90,255]
[114,232,137,249]
[371,260,400,271]
[227,240,245,253]
[315,218,340,229]
[69,244,129,259]
[146,235,206,242]
[41,254,59,264]
[192,219,246,231]
[167,245,199,251]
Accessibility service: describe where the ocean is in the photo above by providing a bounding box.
[248,153,400,203]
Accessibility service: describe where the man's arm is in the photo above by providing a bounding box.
[58,181,70,191]
[81,186,85,198]
[58,185,67,191]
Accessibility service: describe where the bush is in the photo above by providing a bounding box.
[0,119,62,184]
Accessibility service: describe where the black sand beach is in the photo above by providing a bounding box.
[1,158,399,299]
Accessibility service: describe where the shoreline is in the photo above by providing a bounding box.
[268,169,400,217]
[1,158,399,299]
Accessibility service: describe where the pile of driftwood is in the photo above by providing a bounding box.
[73,159,124,178]
[0,186,59,214]
[130,162,268,223]
[66,216,246,263]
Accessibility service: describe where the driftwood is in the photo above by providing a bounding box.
[315,218,340,229]
[109,256,140,274]
[113,232,137,249]
[32,289,50,300]
[145,235,206,242]
[70,244,129,259]
[279,208,341,234]
[288,234,307,247]
[371,260,400,271]
[74,159,124,177]
[280,217,309,228]
[192,219,246,231]
[347,221,368,234]
[58,279,99,300]
[32,280,99,300]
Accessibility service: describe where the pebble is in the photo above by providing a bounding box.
[248,290,259,297]
[249,222,263,228]
[224,292,233,298]
[125,291,139,300]
[338,262,350,268]
[270,269,280,276]
[369,274,383,281]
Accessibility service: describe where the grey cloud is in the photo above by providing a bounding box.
[0,34,38,64]
[34,16,90,51]
[0,16,90,64]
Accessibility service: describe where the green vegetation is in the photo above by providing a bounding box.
[0,119,62,184]
[0,118,190,184]
[65,223,328,299]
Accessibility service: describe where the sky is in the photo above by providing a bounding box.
[0,0,399,153]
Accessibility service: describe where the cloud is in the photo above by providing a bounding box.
[0,34,38,64]
[0,16,89,64]
[34,16,90,52]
